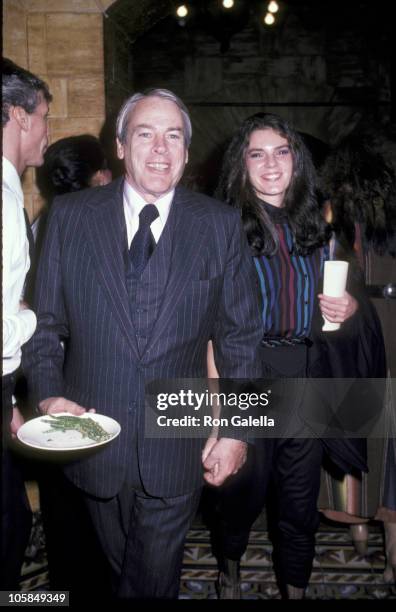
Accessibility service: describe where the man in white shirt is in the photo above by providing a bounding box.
[2,57,51,589]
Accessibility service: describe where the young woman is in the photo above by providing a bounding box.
[210,113,360,599]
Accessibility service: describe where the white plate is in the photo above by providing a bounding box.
[17,412,121,451]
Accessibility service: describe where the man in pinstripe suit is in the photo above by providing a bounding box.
[23,89,263,599]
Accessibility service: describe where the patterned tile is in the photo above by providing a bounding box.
[180,523,396,599]
[20,512,396,599]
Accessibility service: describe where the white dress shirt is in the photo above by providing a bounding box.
[2,156,37,376]
[123,180,174,247]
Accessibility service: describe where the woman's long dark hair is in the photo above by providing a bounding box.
[215,113,329,257]
[320,135,396,257]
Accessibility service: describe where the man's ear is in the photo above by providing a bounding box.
[116,138,125,160]
[12,106,30,132]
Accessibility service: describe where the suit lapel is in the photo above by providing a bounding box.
[83,179,140,361]
[141,187,208,359]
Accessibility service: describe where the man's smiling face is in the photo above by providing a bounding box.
[117,96,189,203]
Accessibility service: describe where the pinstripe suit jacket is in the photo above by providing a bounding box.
[23,178,263,498]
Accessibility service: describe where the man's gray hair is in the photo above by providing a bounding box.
[116,88,192,148]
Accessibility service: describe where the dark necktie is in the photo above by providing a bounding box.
[129,204,159,275]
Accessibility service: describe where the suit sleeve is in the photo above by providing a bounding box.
[210,215,264,441]
[22,203,69,404]
[211,214,263,379]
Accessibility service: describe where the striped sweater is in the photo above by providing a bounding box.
[254,202,325,338]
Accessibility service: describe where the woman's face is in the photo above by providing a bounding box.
[245,128,293,207]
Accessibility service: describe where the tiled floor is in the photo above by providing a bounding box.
[20,512,396,599]
[179,524,396,599]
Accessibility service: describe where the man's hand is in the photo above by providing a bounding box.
[39,397,95,416]
[318,291,358,325]
[10,405,25,438]
[203,438,247,487]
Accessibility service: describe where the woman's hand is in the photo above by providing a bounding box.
[318,291,358,324]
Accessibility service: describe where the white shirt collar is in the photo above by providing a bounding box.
[123,180,174,224]
[2,156,23,204]
[123,180,174,245]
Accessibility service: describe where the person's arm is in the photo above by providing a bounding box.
[22,201,87,415]
[210,216,262,379]
[202,215,263,486]
[202,341,221,463]
[2,193,36,359]
[207,340,219,378]
[204,342,251,485]
[3,301,36,360]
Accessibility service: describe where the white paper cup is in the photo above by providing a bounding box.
[322,260,349,331]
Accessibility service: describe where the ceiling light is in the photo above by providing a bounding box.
[176,4,188,18]
[268,1,279,14]
[264,12,275,25]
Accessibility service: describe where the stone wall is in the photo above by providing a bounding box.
[2,0,114,221]
[123,5,392,191]
[3,1,393,216]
